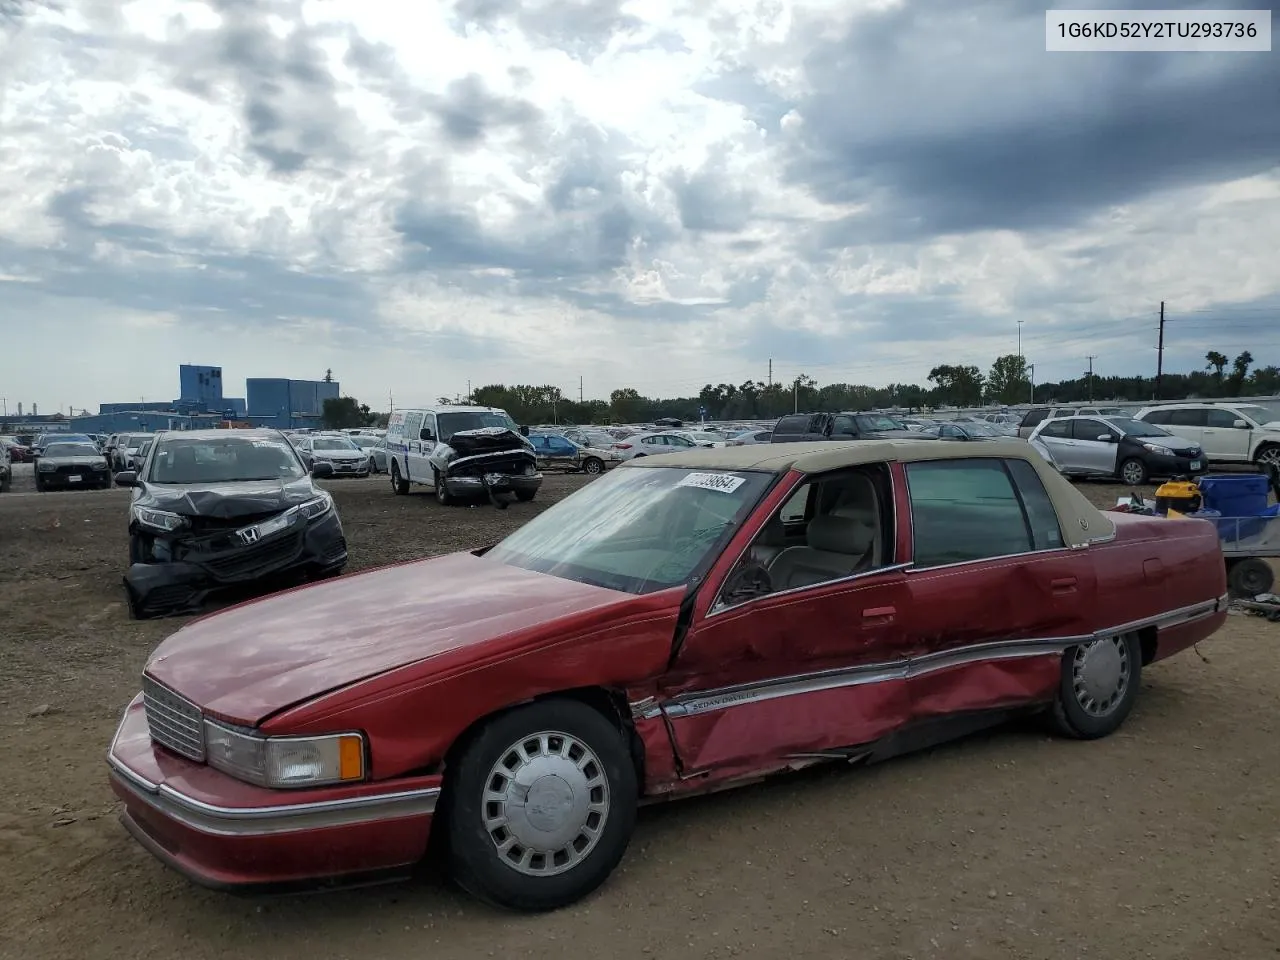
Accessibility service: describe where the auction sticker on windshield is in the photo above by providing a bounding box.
[677,472,746,494]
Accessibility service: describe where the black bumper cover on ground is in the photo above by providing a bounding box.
[124,512,348,619]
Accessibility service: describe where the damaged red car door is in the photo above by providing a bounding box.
[655,463,919,778]
[897,457,1099,723]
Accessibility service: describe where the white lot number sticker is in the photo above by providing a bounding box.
[677,472,745,494]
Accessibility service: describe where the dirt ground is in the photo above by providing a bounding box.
[1,463,1277,960]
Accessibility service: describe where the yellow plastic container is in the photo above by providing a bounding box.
[1153,479,1201,516]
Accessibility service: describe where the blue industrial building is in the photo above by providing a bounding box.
[67,364,333,434]
[246,377,340,429]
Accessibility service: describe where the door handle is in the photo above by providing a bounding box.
[862,606,896,625]
[1050,577,1078,595]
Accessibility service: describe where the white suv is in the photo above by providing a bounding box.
[1134,401,1280,468]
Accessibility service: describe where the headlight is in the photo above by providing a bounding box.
[38,461,55,472]
[133,506,188,532]
[204,721,366,788]
[1142,442,1174,456]
[296,492,333,520]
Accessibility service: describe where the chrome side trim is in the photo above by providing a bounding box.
[107,750,439,838]
[661,635,1087,719]
[707,562,913,618]
[659,596,1226,721]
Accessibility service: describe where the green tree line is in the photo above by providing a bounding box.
[337,350,1277,427]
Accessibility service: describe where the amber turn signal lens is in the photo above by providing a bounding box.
[338,734,364,781]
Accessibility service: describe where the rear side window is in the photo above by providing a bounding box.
[1040,419,1071,439]
[905,459,1048,567]
[1020,409,1048,428]
[774,415,813,436]
[1167,408,1208,427]
[1141,409,1170,425]
[1004,459,1065,550]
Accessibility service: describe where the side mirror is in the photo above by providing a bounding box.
[519,425,530,437]
[311,461,334,478]
[1233,419,1248,429]
[114,471,138,487]
[419,428,434,441]
[1097,433,1115,442]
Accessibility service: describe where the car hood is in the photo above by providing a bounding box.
[1141,435,1200,453]
[1258,420,1280,432]
[446,427,531,456]
[143,552,639,725]
[137,477,320,519]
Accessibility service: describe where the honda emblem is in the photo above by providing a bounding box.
[239,526,261,545]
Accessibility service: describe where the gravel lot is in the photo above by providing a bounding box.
[1,462,1277,960]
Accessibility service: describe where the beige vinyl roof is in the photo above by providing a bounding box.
[623,438,1115,548]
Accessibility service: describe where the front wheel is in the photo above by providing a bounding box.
[435,469,454,505]
[1118,457,1148,486]
[445,699,638,912]
[1050,633,1142,739]
[1255,443,1280,471]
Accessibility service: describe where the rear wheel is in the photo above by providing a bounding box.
[445,699,638,911]
[581,457,604,476]
[515,489,537,503]
[34,474,44,492]
[1050,633,1142,739]
[390,461,409,495]
[1118,457,1148,486]
[1227,557,1275,598]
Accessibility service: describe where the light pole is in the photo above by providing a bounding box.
[1028,363,1035,404]
[1017,320,1024,359]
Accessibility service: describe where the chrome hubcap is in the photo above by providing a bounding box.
[1122,461,1144,484]
[1260,447,1280,467]
[483,731,610,877]
[1072,637,1130,717]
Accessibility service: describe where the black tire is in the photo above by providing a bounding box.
[390,461,409,495]
[581,457,604,476]
[1049,633,1142,739]
[514,489,537,502]
[445,699,638,912]
[34,475,44,492]
[0,474,9,493]
[435,469,454,505]
[1118,457,1148,486]
[1227,557,1274,598]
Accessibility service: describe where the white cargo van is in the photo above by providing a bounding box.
[384,405,542,505]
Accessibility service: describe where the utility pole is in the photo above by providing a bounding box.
[767,359,772,388]
[1155,300,1165,400]
[466,380,471,402]
[388,389,394,415]
[793,378,799,413]
[1028,364,1035,404]
[1017,320,1024,359]
[579,376,583,404]
[1086,356,1097,401]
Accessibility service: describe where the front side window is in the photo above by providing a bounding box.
[906,458,1057,567]
[1207,409,1241,428]
[1072,419,1115,442]
[855,414,907,432]
[486,466,772,594]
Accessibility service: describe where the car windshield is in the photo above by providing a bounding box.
[350,436,376,448]
[313,437,358,451]
[147,436,305,484]
[45,443,99,458]
[1236,404,1280,425]
[1112,418,1171,438]
[486,465,773,594]
[855,414,907,431]
[438,411,519,440]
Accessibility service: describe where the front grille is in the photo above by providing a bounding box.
[203,531,304,580]
[142,675,205,762]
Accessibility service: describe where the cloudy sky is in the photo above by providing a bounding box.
[1,0,1277,414]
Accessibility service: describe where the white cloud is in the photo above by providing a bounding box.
[0,0,1277,415]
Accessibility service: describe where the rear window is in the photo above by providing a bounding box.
[773,415,814,436]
